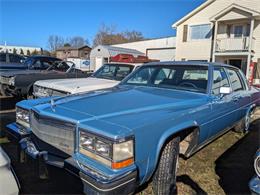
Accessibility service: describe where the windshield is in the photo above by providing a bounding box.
[93,64,134,81]
[123,65,209,93]
[47,61,71,72]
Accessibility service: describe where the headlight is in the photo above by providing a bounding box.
[16,107,30,128]
[9,77,15,86]
[79,130,134,169]
[254,150,260,177]
[34,85,52,97]
[0,76,14,85]
[33,85,39,93]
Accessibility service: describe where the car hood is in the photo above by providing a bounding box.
[34,77,119,94]
[36,86,208,137]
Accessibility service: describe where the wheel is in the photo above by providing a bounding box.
[152,137,180,195]
[26,86,34,99]
[244,109,252,131]
[234,109,252,133]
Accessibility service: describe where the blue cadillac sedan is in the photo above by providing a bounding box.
[6,61,260,195]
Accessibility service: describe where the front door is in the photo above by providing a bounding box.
[209,67,238,138]
[229,59,242,69]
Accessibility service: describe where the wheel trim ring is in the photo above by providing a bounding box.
[245,111,250,131]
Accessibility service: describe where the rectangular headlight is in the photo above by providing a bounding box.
[79,130,134,169]
[16,107,30,128]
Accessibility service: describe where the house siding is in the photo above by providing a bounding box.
[253,20,260,62]
[175,0,260,62]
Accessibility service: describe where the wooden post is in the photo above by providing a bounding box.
[212,20,218,62]
[246,17,255,79]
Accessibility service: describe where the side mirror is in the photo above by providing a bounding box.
[220,86,232,95]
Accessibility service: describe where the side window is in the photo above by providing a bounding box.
[9,54,23,63]
[227,69,244,92]
[33,60,42,69]
[0,54,6,62]
[212,68,230,95]
[42,60,53,69]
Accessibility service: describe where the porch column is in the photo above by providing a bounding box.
[246,17,255,79]
[212,20,218,62]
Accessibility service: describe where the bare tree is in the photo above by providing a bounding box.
[69,36,86,47]
[93,24,145,47]
[124,30,144,42]
[47,35,64,51]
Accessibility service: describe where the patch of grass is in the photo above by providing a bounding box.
[138,131,246,195]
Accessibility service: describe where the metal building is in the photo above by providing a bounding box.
[90,45,144,71]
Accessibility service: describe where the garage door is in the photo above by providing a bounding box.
[147,48,176,61]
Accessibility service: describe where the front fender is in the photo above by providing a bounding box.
[141,120,198,184]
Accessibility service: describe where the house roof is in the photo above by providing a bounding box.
[210,3,260,21]
[172,0,216,28]
[56,45,91,51]
[97,45,145,56]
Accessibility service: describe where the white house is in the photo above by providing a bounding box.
[172,0,260,83]
[90,45,144,71]
[0,44,42,55]
[112,37,176,61]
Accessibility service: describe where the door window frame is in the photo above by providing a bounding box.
[211,66,231,96]
[225,67,246,92]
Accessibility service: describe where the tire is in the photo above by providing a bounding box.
[152,137,180,195]
[26,86,34,99]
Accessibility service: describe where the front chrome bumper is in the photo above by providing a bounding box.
[79,168,137,195]
[6,122,31,141]
[249,175,260,195]
[20,137,65,168]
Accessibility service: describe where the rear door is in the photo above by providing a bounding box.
[226,68,250,122]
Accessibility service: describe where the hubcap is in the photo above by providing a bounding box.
[245,111,251,131]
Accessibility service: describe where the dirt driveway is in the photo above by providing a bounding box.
[0,96,259,195]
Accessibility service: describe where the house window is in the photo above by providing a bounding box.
[234,25,243,37]
[190,24,212,40]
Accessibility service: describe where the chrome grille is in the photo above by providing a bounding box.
[31,110,75,155]
[0,76,10,85]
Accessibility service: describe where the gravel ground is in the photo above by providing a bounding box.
[0,96,259,195]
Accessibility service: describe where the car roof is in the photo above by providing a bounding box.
[106,62,142,67]
[143,61,239,69]
[30,55,61,60]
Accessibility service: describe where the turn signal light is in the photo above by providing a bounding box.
[111,158,134,169]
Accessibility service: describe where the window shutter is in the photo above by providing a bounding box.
[183,25,188,42]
